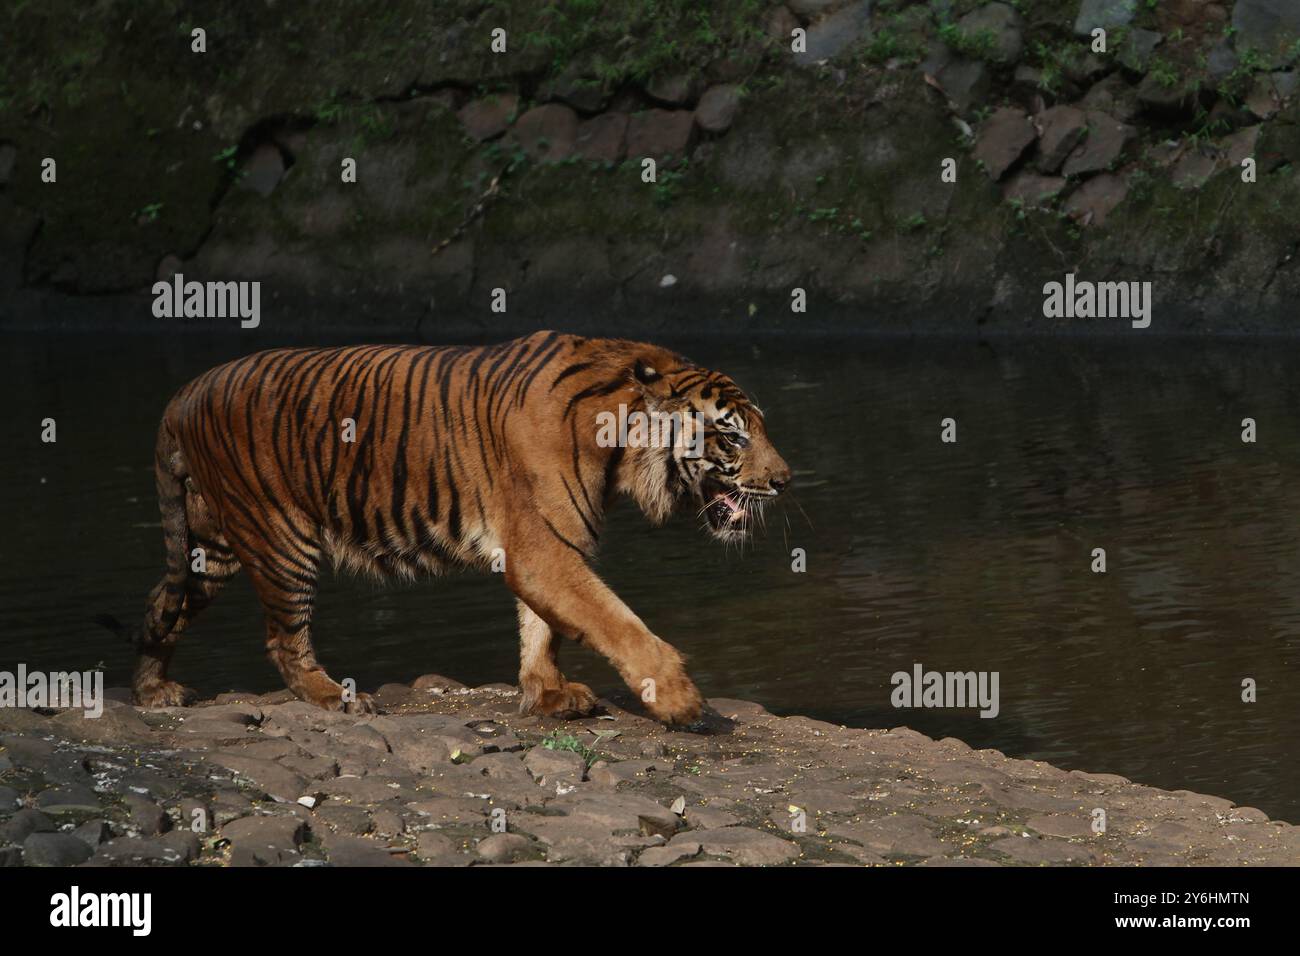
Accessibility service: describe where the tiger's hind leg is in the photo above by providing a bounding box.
[516,601,598,718]
[240,535,375,715]
[135,483,241,707]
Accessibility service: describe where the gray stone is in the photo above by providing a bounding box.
[973,107,1037,180]
[637,841,701,866]
[1207,40,1240,82]
[336,724,389,753]
[411,674,467,693]
[574,113,628,163]
[539,67,608,113]
[1074,0,1137,37]
[1033,105,1088,172]
[522,747,586,788]
[695,84,742,133]
[837,814,947,857]
[793,0,873,65]
[1245,72,1297,118]
[124,792,170,835]
[0,785,19,810]
[315,803,372,836]
[1063,172,1128,227]
[405,796,491,827]
[23,831,94,866]
[1221,124,1262,166]
[1137,72,1194,113]
[1003,172,1066,208]
[554,792,681,835]
[683,806,740,829]
[671,827,800,866]
[956,3,1024,64]
[457,95,519,141]
[992,834,1097,864]
[1080,74,1141,123]
[587,758,672,788]
[72,819,112,848]
[222,814,307,867]
[34,784,102,814]
[1062,110,1134,176]
[366,717,454,773]
[415,831,464,864]
[1026,813,1095,839]
[626,109,697,161]
[0,846,22,866]
[1118,29,1163,73]
[91,836,191,866]
[318,831,412,867]
[158,829,201,863]
[206,752,309,803]
[238,143,285,197]
[1232,0,1300,68]
[51,706,153,744]
[646,73,700,106]
[766,5,800,43]
[930,56,991,112]
[370,683,415,709]
[1172,149,1219,188]
[0,808,54,843]
[509,104,580,163]
[476,832,532,863]
[369,809,404,838]
[1,734,57,766]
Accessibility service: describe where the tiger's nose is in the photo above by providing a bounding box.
[768,470,791,495]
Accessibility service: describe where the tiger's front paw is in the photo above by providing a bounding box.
[341,691,377,715]
[297,675,376,715]
[522,681,599,719]
[134,680,197,709]
[641,669,704,727]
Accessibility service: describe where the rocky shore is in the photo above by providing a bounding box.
[1,675,1295,867]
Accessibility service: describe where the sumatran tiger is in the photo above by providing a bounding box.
[102,332,791,725]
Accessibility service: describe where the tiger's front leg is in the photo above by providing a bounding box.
[505,547,704,726]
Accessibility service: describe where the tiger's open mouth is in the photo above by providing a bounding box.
[705,490,748,531]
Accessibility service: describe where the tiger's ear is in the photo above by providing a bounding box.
[632,357,674,407]
[633,358,661,385]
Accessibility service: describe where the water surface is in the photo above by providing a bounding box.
[2,331,1297,820]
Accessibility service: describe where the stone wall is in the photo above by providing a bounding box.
[2,0,1299,334]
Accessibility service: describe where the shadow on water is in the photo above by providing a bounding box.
[1,330,1298,820]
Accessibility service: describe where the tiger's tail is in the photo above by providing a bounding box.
[94,418,190,651]
[145,418,192,644]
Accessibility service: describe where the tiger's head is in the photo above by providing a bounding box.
[623,356,791,542]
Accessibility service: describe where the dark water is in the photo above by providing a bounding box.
[2,331,1298,821]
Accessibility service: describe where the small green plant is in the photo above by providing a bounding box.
[211,145,238,171]
[132,202,164,223]
[899,211,928,231]
[860,27,922,65]
[1147,57,1178,90]
[938,23,998,61]
[540,731,598,767]
[653,159,688,208]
